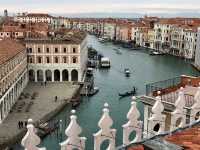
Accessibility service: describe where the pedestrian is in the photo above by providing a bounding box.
[21,121,23,128]
[25,121,28,127]
[55,96,58,102]
[18,121,20,129]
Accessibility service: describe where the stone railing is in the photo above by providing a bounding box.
[21,97,143,150]
[21,84,200,150]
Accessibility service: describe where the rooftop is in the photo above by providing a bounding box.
[127,120,200,150]
[25,29,87,44]
[0,39,25,65]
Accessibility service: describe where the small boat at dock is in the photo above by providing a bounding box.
[71,101,80,108]
[100,57,111,68]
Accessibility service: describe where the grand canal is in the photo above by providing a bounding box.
[39,35,200,150]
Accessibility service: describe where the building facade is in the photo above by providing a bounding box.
[0,39,28,123]
[14,13,53,24]
[26,31,88,83]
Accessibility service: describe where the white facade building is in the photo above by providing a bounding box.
[25,31,88,82]
[195,27,200,68]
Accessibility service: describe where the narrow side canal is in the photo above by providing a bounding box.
[41,35,200,150]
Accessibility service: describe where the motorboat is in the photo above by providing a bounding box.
[86,68,94,77]
[100,57,111,68]
[124,68,130,77]
[149,51,164,55]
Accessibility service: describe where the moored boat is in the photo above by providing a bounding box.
[100,57,111,68]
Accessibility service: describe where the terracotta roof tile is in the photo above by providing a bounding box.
[0,39,25,65]
[128,145,144,150]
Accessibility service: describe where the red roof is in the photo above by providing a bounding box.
[0,39,25,65]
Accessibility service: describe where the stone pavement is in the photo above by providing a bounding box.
[0,82,79,148]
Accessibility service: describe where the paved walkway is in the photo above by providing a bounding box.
[0,82,79,148]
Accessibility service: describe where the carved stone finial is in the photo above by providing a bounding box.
[148,95,166,137]
[170,87,186,131]
[21,119,46,150]
[94,103,116,150]
[60,110,86,150]
[123,100,143,146]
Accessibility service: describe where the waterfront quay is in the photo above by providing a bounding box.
[0,82,79,149]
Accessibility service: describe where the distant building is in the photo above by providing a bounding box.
[14,13,53,24]
[25,30,88,82]
[4,9,8,17]
[0,39,28,123]
[195,27,200,69]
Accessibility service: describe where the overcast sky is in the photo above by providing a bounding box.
[1,0,200,14]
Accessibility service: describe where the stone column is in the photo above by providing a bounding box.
[35,71,38,82]
[69,70,71,82]
[43,71,46,82]
[52,70,54,82]
[60,70,63,82]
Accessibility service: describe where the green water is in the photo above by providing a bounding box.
[41,35,200,150]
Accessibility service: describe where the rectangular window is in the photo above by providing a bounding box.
[55,48,58,53]
[38,48,41,53]
[46,48,49,53]
[63,48,67,53]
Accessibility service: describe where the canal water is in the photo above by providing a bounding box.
[40,35,199,150]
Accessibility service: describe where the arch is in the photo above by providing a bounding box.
[175,117,182,127]
[71,69,78,81]
[29,69,35,81]
[45,70,52,81]
[195,112,200,120]
[37,70,43,82]
[128,130,137,143]
[153,123,160,132]
[100,139,109,150]
[54,70,60,81]
[62,69,69,81]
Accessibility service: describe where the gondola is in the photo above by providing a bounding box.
[71,101,80,108]
[118,87,137,97]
